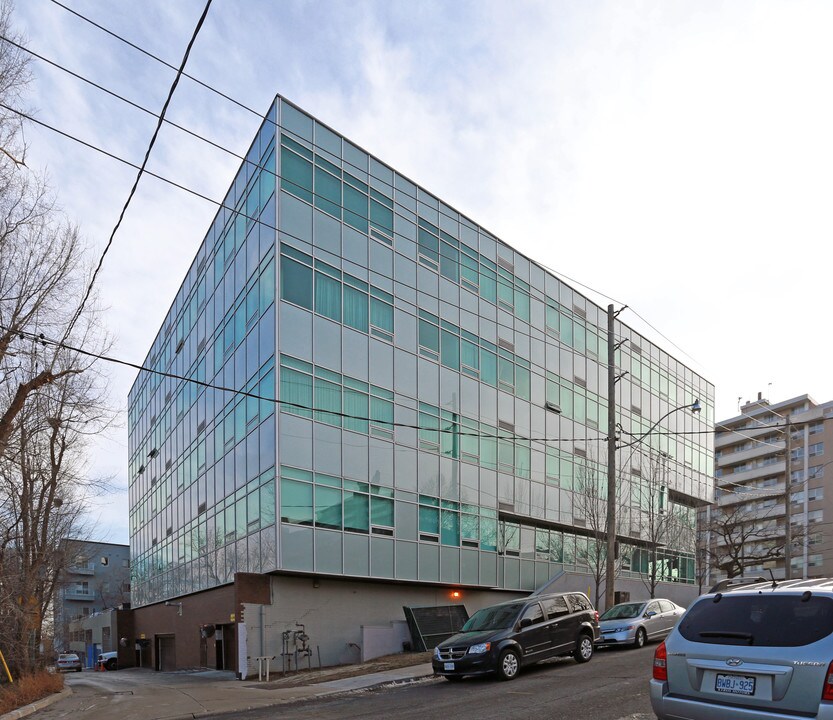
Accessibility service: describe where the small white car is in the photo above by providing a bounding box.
[597,599,684,648]
[57,653,82,672]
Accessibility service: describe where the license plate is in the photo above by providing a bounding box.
[444,662,454,671]
[715,673,756,696]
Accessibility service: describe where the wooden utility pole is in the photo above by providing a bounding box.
[784,414,792,579]
[604,304,617,611]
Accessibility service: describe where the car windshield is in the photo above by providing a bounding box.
[600,603,645,620]
[462,603,524,631]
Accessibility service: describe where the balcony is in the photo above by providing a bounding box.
[717,484,786,507]
[68,564,95,576]
[718,460,786,486]
[64,589,95,601]
[715,425,781,450]
[716,441,785,470]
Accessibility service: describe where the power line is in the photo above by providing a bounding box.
[0,34,240,164]
[0,101,617,374]
[63,0,214,343]
[48,0,265,122]
[44,0,710,385]
[8,325,605,446]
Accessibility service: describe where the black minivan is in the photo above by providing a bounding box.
[432,591,600,681]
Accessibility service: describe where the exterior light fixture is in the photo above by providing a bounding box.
[450,590,462,599]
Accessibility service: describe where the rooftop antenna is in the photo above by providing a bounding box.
[768,569,777,589]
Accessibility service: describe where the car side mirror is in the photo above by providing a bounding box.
[520,617,533,628]
[645,611,657,618]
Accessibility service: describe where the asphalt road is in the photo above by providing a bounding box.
[226,644,656,720]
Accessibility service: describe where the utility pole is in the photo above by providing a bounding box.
[605,304,617,611]
[784,414,792,580]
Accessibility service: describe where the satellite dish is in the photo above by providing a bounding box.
[119,637,128,647]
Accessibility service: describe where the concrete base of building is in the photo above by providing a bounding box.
[130,570,700,678]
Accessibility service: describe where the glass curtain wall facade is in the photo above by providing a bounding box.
[128,96,714,608]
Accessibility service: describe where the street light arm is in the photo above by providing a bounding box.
[617,399,701,450]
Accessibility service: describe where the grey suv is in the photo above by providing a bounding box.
[433,591,600,681]
[651,578,833,719]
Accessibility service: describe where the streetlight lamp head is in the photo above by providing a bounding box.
[691,399,702,414]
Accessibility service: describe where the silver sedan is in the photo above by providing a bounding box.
[596,599,684,649]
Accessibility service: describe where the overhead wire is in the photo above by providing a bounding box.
[0,98,615,372]
[62,0,214,342]
[43,0,711,384]
[7,325,606,446]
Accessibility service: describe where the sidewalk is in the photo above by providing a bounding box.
[127,655,438,720]
[0,654,437,720]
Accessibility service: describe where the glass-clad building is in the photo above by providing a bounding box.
[127,96,714,669]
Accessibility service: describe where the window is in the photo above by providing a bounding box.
[280,469,313,525]
[520,602,545,626]
[542,595,570,619]
[100,557,109,566]
[281,253,313,310]
[570,594,592,612]
[810,442,824,458]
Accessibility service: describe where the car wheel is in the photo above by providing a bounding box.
[573,633,594,663]
[633,627,647,649]
[106,660,117,671]
[76,667,83,672]
[497,648,521,681]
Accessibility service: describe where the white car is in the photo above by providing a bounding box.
[97,651,118,670]
[598,599,684,648]
[57,653,82,672]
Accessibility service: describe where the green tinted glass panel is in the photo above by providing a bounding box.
[440,330,459,370]
[344,491,369,532]
[281,147,313,202]
[314,378,341,426]
[343,184,367,218]
[314,272,341,321]
[480,267,497,302]
[315,485,342,529]
[369,199,393,232]
[343,285,368,332]
[280,478,313,525]
[281,256,312,310]
[419,319,439,353]
[371,496,394,527]
[280,366,312,418]
[480,349,497,386]
[441,510,459,546]
[419,505,439,535]
[370,297,393,333]
[343,387,369,434]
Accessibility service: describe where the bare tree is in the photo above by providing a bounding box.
[0,0,113,676]
[702,498,802,580]
[630,452,690,598]
[573,455,624,608]
[0,358,110,674]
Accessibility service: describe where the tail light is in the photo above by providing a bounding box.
[594,610,599,623]
[653,641,668,681]
[822,660,833,701]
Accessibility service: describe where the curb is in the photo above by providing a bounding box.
[156,670,437,720]
[0,686,72,720]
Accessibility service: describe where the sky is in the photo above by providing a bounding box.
[11,0,833,544]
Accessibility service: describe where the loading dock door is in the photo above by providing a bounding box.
[156,635,176,671]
